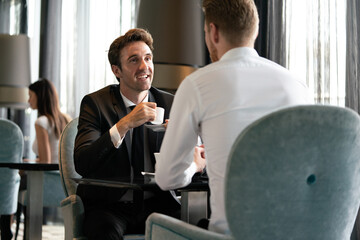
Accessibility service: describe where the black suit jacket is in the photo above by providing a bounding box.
[74,84,174,208]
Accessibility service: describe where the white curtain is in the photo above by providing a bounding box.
[60,0,139,118]
[282,0,346,105]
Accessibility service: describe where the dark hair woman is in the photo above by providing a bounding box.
[28,78,71,163]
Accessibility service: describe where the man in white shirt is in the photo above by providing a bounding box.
[155,0,312,235]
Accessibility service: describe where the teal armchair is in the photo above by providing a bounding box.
[0,119,23,239]
[58,118,86,240]
[146,105,360,240]
[59,118,144,240]
[16,171,66,207]
[0,119,23,213]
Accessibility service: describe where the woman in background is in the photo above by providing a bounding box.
[4,79,71,240]
[27,78,71,163]
[13,79,71,238]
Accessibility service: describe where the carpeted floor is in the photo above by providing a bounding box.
[9,207,64,240]
[10,221,64,240]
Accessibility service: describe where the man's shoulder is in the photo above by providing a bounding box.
[87,84,117,97]
[80,84,118,109]
[150,87,174,100]
[149,87,174,110]
[81,85,118,104]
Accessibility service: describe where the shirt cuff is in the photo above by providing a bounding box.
[110,125,123,148]
[185,161,198,177]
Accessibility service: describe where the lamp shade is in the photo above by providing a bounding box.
[0,34,31,109]
[137,0,204,90]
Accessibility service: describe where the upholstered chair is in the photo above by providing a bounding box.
[58,118,86,240]
[0,119,23,239]
[145,105,360,240]
[59,118,144,240]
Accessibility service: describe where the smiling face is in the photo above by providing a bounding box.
[113,41,154,100]
[28,89,37,110]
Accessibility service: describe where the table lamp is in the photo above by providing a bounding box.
[137,0,204,92]
[0,34,31,109]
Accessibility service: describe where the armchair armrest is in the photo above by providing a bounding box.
[145,213,233,240]
[60,194,86,240]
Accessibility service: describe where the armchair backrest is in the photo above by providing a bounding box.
[225,105,360,240]
[58,118,80,197]
[0,118,23,165]
[0,118,23,214]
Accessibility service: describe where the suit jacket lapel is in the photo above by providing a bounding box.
[110,85,132,160]
[148,90,155,103]
[111,87,159,163]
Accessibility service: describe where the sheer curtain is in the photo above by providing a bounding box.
[60,0,139,117]
[263,0,346,106]
[285,0,346,105]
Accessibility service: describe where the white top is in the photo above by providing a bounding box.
[155,47,313,234]
[32,115,59,163]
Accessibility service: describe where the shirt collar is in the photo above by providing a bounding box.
[120,90,149,108]
[220,47,259,61]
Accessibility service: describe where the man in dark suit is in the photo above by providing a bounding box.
[74,28,179,240]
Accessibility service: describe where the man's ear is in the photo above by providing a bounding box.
[209,23,219,44]
[111,65,122,79]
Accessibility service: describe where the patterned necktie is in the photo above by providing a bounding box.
[129,106,144,178]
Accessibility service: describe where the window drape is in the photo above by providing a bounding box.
[266,0,286,67]
[0,0,11,33]
[345,0,360,113]
[38,0,62,92]
[256,0,346,106]
[59,0,139,118]
[0,0,27,34]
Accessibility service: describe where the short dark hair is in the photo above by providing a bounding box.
[108,28,154,70]
[202,0,259,46]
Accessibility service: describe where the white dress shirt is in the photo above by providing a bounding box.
[109,92,149,202]
[109,92,149,148]
[155,47,313,234]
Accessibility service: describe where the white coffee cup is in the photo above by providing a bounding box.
[151,107,164,125]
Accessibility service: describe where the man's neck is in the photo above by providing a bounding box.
[220,40,255,59]
[120,88,149,105]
